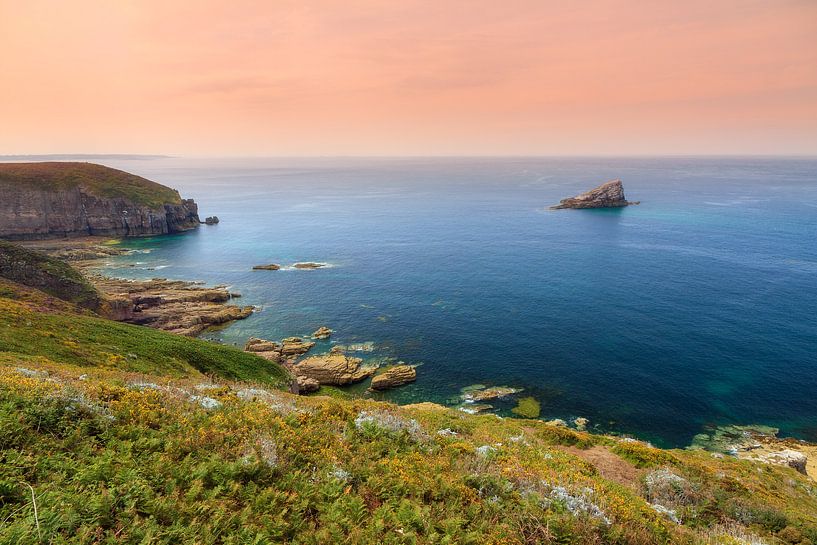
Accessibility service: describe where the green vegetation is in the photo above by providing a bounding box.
[0,162,182,208]
[0,278,289,386]
[0,273,815,543]
[0,240,101,310]
[511,396,541,418]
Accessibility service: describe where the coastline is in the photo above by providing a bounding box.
[18,235,817,480]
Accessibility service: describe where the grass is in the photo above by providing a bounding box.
[0,278,289,387]
[0,240,101,310]
[1,356,816,544]
[0,162,182,208]
[0,272,816,543]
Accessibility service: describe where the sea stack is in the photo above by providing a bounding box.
[550,179,639,209]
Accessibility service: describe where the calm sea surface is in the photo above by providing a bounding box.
[96,156,817,447]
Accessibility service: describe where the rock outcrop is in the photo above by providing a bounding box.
[691,424,816,479]
[462,385,522,402]
[90,275,254,335]
[369,365,417,391]
[294,352,377,386]
[293,262,326,269]
[244,336,315,365]
[0,162,201,239]
[203,216,220,225]
[550,179,638,210]
[252,264,281,270]
[311,326,332,339]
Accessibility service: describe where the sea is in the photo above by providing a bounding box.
[92,156,817,448]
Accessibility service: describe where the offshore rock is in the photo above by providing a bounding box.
[252,264,281,270]
[280,337,315,357]
[203,216,220,225]
[295,352,377,385]
[462,385,522,402]
[369,365,417,391]
[311,326,333,339]
[293,262,326,269]
[550,179,638,210]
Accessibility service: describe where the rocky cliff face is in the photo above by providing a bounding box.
[0,162,201,239]
[550,179,638,209]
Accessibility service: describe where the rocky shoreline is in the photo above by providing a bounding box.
[21,236,815,479]
[19,238,255,336]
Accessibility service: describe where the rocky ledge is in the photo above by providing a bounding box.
[691,424,816,479]
[91,275,252,336]
[244,336,316,365]
[369,365,417,391]
[550,179,639,210]
[294,351,378,386]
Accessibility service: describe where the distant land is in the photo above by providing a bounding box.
[0,154,171,161]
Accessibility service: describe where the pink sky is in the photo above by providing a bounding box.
[1,0,816,155]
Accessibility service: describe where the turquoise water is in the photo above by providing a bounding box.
[98,157,817,447]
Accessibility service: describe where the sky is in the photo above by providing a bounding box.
[1,0,816,156]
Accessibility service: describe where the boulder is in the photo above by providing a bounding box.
[369,365,417,391]
[280,337,315,357]
[245,337,279,352]
[295,352,377,385]
[295,375,320,394]
[550,179,639,209]
[311,326,333,339]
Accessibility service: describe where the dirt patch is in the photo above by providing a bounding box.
[559,445,641,488]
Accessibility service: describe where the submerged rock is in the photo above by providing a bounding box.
[550,179,639,209]
[462,385,522,402]
[369,365,417,391]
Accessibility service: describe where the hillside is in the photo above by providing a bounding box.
[0,277,289,386]
[0,162,200,239]
[0,162,181,207]
[0,269,815,543]
[0,239,101,310]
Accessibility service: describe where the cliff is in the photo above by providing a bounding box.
[0,162,200,239]
[550,179,639,209]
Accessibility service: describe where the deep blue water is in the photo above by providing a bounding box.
[96,157,817,448]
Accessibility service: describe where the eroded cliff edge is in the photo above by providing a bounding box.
[0,162,200,239]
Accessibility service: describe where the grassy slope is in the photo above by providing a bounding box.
[0,283,815,543]
[0,278,289,386]
[1,356,815,544]
[0,162,182,208]
[0,240,101,310]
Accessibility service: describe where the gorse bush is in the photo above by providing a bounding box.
[0,278,816,543]
[1,361,816,544]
